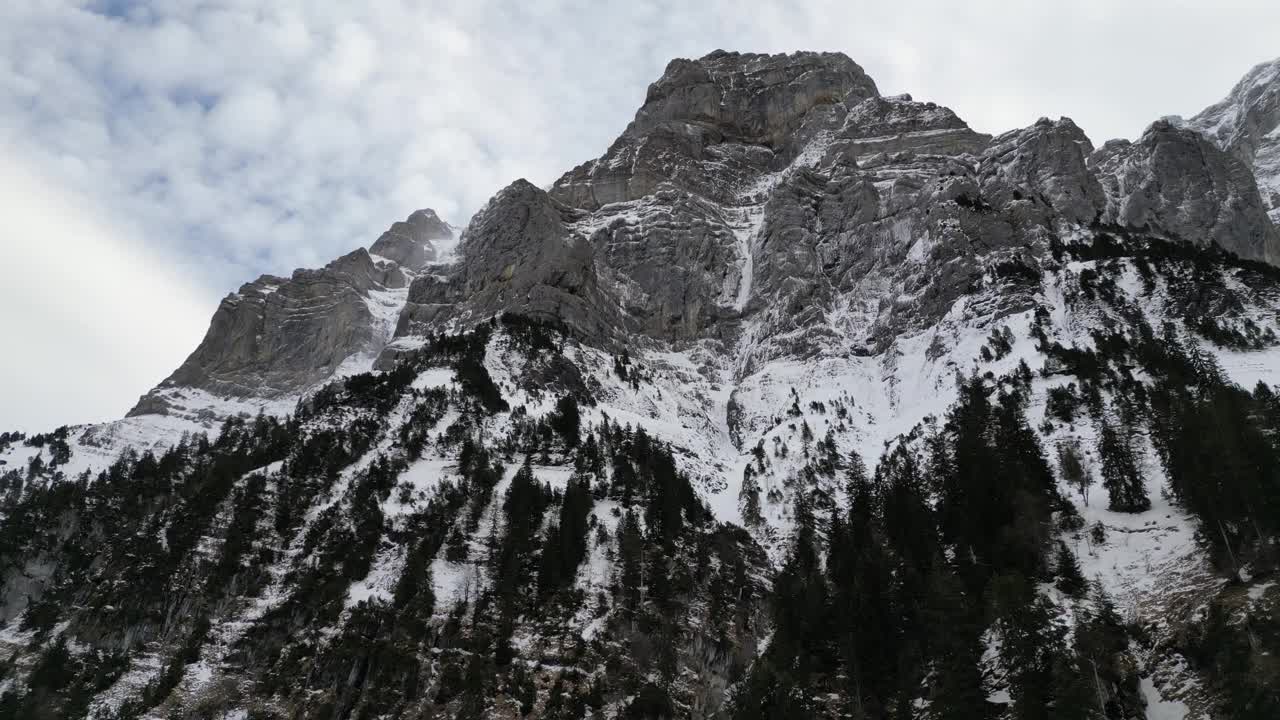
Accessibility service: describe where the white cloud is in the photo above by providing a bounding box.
[2,0,1280,431]
[0,148,214,433]
[208,84,283,149]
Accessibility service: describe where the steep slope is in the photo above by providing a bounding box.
[132,208,456,417]
[1188,57,1280,223]
[2,50,1280,720]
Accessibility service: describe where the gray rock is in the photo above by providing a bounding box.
[129,209,453,415]
[1091,120,1279,263]
[1188,57,1280,223]
[979,117,1103,225]
[395,180,620,343]
[139,51,1280,413]
[827,94,990,161]
[549,50,879,210]
[130,248,405,413]
[369,208,451,270]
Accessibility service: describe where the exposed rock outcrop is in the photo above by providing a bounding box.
[369,208,452,269]
[549,50,879,210]
[130,210,451,415]
[1188,57,1280,222]
[1091,120,1278,263]
[979,117,1103,225]
[394,180,617,343]
[136,50,1280,413]
[130,249,403,413]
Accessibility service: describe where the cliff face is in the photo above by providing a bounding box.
[1188,57,1280,222]
[132,51,1280,414]
[387,51,1278,372]
[127,209,453,419]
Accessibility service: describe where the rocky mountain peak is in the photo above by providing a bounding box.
[549,50,881,210]
[368,207,453,270]
[979,116,1102,224]
[632,50,879,147]
[1091,117,1279,263]
[1190,57,1280,163]
[1189,57,1280,222]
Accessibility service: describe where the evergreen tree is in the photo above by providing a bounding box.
[550,395,581,448]
[493,457,551,615]
[1098,423,1149,513]
[987,573,1066,720]
[618,510,644,610]
[828,450,899,716]
[740,465,763,526]
[1054,541,1087,598]
[538,472,593,597]
[925,565,989,720]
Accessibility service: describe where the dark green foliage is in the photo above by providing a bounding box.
[618,509,644,611]
[988,573,1068,720]
[734,367,1104,718]
[459,438,505,532]
[1149,373,1280,567]
[626,682,675,719]
[492,457,553,619]
[1045,384,1081,423]
[1098,422,1149,513]
[740,465,763,526]
[453,357,508,413]
[1185,591,1280,719]
[397,387,449,459]
[0,637,127,720]
[549,394,581,448]
[1054,541,1087,598]
[500,312,568,354]
[937,376,1058,582]
[538,472,592,598]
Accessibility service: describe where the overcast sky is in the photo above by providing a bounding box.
[2,0,1278,433]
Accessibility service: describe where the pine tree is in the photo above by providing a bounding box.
[1054,541,1087,598]
[618,510,644,610]
[1098,423,1149,513]
[550,395,581,448]
[829,450,898,716]
[988,573,1065,720]
[740,465,763,526]
[925,566,988,720]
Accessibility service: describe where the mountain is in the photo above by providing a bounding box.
[2,50,1280,719]
[1187,57,1280,223]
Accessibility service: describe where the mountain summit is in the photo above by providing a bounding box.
[3,51,1280,719]
[1188,56,1280,222]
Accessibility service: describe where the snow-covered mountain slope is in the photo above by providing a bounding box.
[4,50,1280,719]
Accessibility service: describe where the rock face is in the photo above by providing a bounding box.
[1189,57,1280,223]
[369,208,452,269]
[548,50,879,210]
[130,210,448,415]
[1091,120,1279,263]
[138,49,1280,410]
[130,250,402,413]
[979,117,1103,225]
[378,50,1280,370]
[395,180,618,342]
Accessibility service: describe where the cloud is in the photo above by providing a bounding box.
[2,0,1280,431]
[208,84,283,149]
[0,147,214,433]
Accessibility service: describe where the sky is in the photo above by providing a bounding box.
[2,0,1279,432]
